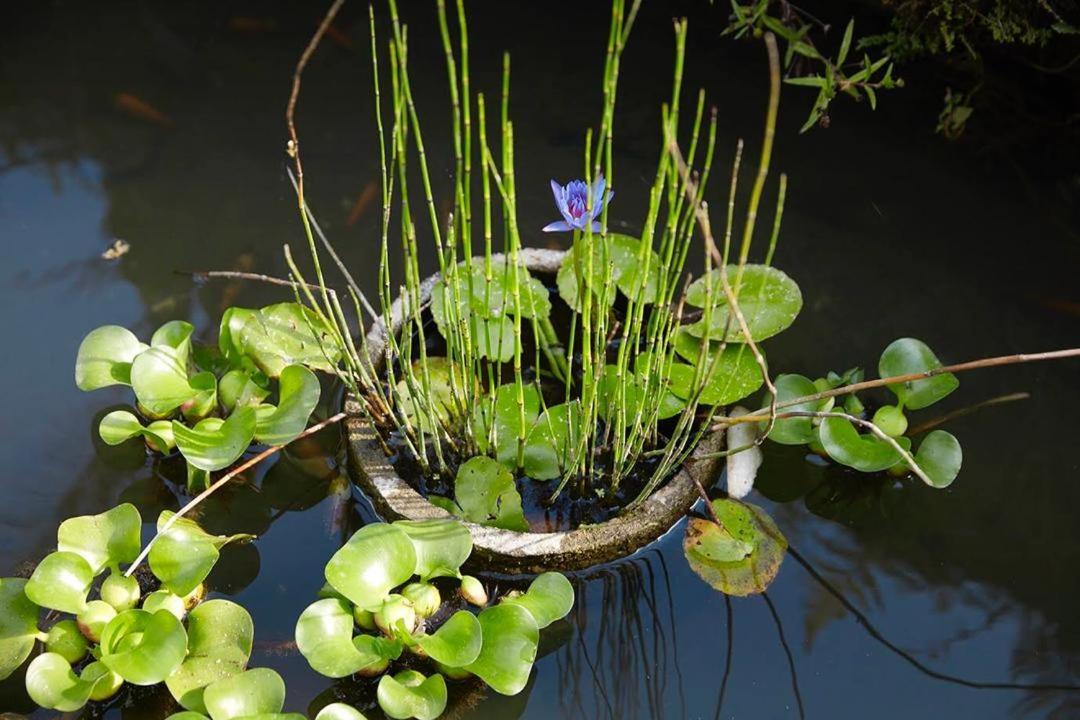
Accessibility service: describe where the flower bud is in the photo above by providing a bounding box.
[374,594,417,637]
[45,620,88,664]
[77,600,117,642]
[100,572,141,612]
[401,582,441,619]
[459,576,488,607]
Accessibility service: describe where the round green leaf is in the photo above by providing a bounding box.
[0,578,40,680]
[431,258,551,334]
[25,551,94,615]
[236,303,341,378]
[203,667,286,720]
[500,572,574,629]
[182,371,219,422]
[914,430,963,488]
[393,519,472,581]
[99,609,188,685]
[131,345,197,415]
[464,603,539,696]
[57,502,142,576]
[296,598,400,678]
[254,364,321,445]
[376,670,447,720]
[473,383,541,467]
[75,325,147,391]
[684,265,802,342]
[523,402,581,480]
[556,234,660,311]
[414,610,482,667]
[143,590,186,620]
[325,524,417,611]
[166,600,254,712]
[25,652,119,711]
[394,357,459,434]
[454,457,528,532]
[316,704,370,720]
[764,374,820,445]
[663,344,763,406]
[684,500,788,596]
[149,511,253,596]
[173,406,257,472]
[878,338,959,410]
[818,415,906,472]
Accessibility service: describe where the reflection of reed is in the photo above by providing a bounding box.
[553,550,687,720]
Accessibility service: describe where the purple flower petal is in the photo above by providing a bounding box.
[542,219,573,233]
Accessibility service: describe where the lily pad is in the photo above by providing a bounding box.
[99,608,189,685]
[431,258,552,332]
[173,406,257,472]
[659,344,763,406]
[395,357,458,434]
[523,401,581,480]
[254,364,321,445]
[414,610,482,667]
[75,325,147,391]
[473,383,542,468]
[376,670,448,720]
[235,303,341,378]
[0,578,40,680]
[500,572,574,629]
[464,603,539,696]
[166,600,254,712]
[57,502,142,576]
[324,524,417,611]
[878,338,959,410]
[203,667,286,720]
[914,430,963,488]
[295,598,400,678]
[556,234,660,311]
[818,415,908,472]
[99,410,176,452]
[683,499,788,596]
[149,511,253,596]
[684,265,802,342]
[131,346,197,416]
[393,519,472,581]
[25,551,94,615]
[454,456,528,532]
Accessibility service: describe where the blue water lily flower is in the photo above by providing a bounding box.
[542,176,613,233]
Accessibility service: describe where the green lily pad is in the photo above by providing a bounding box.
[500,572,574,629]
[659,344,763,406]
[376,670,448,720]
[523,401,581,480]
[219,369,271,413]
[25,551,94,615]
[395,357,458,434]
[324,524,417,611]
[235,303,341,378]
[25,653,120,711]
[0,578,40,680]
[166,600,254,712]
[464,603,539,696]
[99,410,176,452]
[454,456,528,532]
[684,265,802,342]
[75,325,147,391]
[473,383,542,468]
[99,608,188,685]
[556,234,660,311]
[173,406,257,472]
[131,345,197,416]
[818,415,909,472]
[414,610,482,667]
[684,499,788,596]
[914,430,963,488]
[203,668,286,720]
[56,502,142,576]
[431,258,552,336]
[393,519,472,581]
[763,374,820,445]
[878,338,959,410]
[295,598,400,678]
[149,511,253,596]
[254,364,321,445]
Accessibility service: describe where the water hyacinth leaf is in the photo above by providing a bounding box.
[474,383,542,467]
[149,511,253,596]
[25,652,107,711]
[296,599,397,678]
[131,346,197,415]
[454,456,529,532]
[254,364,321,445]
[523,401,581,480]
[182,372,219,422]
[684,500,788,596]
[75,325,147,391]
[500,572,574,629]
[818,415,906,472]
[219,369,271,413]
[166,600,254,712]
[878,338,959,410]
[316,704,370,720]
[684,265,802,342]
[914,430,963,488]
[376,670,447,720]
[556,234,660,311]
[393,519,472,581]
[324,524,417,611]
[0,578,40,680]
[764,374,820,445]
[218,307,258,367]
[25,552,94,615]
[57,502,141,575]
[203,667,286,720]
[99,609,188,685]
[236,303,341,377]
[464,603,539,696]
[414,610,482,667]
[99,410,176,452]
[173,406,257,472]
[151,320,195,361]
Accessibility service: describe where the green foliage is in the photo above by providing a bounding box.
[683,498,788,596]
[450,456,529,531]
[0,579,40,680]
[376,670,448,720]
[684,265,802,342]
[149,511,253,596]
[555,234,660,311]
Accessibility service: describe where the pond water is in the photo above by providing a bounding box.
[3,2,1079,718]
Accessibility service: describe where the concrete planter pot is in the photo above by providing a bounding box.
[346,248,725,573]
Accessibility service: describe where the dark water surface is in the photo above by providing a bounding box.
[3,2,1079,718]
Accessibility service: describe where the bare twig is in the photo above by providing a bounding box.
[181,269,333,296]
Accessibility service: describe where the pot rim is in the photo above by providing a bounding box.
[346,247,724,573]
